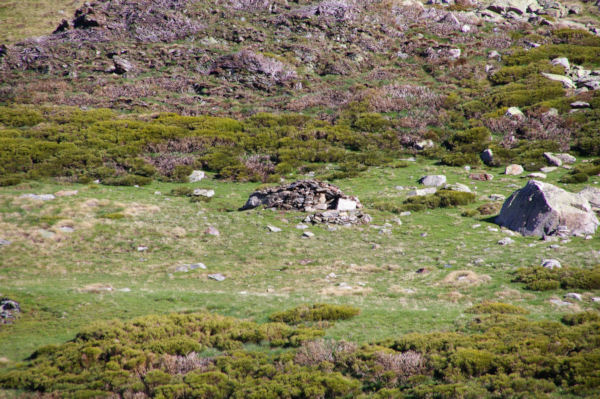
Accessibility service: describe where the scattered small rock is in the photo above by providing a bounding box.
[137,246,148,252]
[192,189,215,198]
[542,259,562,269]
[540,166,557,173]
[505,164,524,175]
[543,152,563,166]
[407,187,437,197]
[469,173,493,181]
[565,293,582,301]
[55,190,78,197]
[419,175,447,187]
[208,273,226,281]
[498,237,514,245]
[570,101,590,109]
[505,107,524,118]
[0,239,11,247]
[302,231,315,238]
[481,149,494,166]
[489,194,505,201]
[267,225,282,232]
[20,194,55,201]
[527,172,547,179]
[549,299,571,307]
[188,170,205,183]
[205,226,220,236]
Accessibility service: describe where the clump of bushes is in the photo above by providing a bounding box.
[3,309,600,398]
[402,190,476,212]
[269,304,360,324]
[514,265,600,291]
[466,302,529,314]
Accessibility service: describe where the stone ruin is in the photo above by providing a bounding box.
[240,180,371,225]
[1,298,20,325]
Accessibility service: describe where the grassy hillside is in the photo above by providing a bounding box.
[0,0,599,397]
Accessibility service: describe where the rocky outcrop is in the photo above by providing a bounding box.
[496,180,599,237]
[240,180,361,212]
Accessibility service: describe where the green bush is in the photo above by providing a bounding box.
[560,173,589,184]
[269,304,360,324]
[561,311,600,326]
[514,265,600,291]
[466,302,529,315]
[102,175,152,186]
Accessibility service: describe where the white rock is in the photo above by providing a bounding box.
[527,172,547,179]
[505,164,524,175]
[188,170,205,183]
[498,237,514,245]
[193,189,215,197]
[542,259,561,269]
[407,187,437,197]
[541,72,576,89]
[267,225,282,233]
[551,57,570,70]
[336,198,357,211]
[419,175,446,187]
[565,293,582,301]
[505,106,524,118]
[208,273,226,281]
[302,231,315,238]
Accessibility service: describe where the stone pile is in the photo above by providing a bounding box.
[241,180,370,225]
[241,180,362,212]
[304,210,372,226]
[0,298,20,325]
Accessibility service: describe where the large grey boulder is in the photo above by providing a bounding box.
[580,186,600,209]
[496,180,599,237]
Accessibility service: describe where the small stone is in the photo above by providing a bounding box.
[414,139,434,150]
[189,263,207,270]
[571,101,590,109]
[469,173,493,181]
[208,273,226,281]
[154,191,162,195]
[188,170,205,183]
[464,165,471,171]
[0,239,12,246]
[407,187,437,197]
[419,175,447,187]
[505,107,524,118]
[400,211,411,217]
[488,50,500,59]
[267,225,282,233]
[113,56,133,74]
[487,227,499,232]
[192,189,215,198]
[543,152,563,167]
[296,224,309,229]
[489,194,505,201]
[498,237,514,245]
[302,231,315,238]
[372,243,381,249]
[592,297,600,303]
[542,259,562,269]
[551,57,570,70]
[540,166,557,173]
[527,172,547,179]
[472,224,481,229]
[549,299,571,307]
[565,293,582,301]
[58,226,75,233]
[505,164,524,175]
[137,246,148,252]
[420,232,428,237]
[446,183,471,193]
[119,288,131,292]
[38,229,55,239]
[416,267,429,274]
[20,194,56,201]
[549,244,561,249]
[481,149,494,166]
[327,272,337,279]
[554,153,576,164]
[205,226,220,236]
[55,190,78,197]
[449,48,461,59]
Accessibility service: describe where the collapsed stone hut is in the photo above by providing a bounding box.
[240,180,362,212]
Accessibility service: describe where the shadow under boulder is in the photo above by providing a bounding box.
[496,180,599,237]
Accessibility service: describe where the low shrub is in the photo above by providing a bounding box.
[102,174,152,186]
[514,265,600,291]
[561,311,600,326]
[269,304,360,324]
[466,302,529,315]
